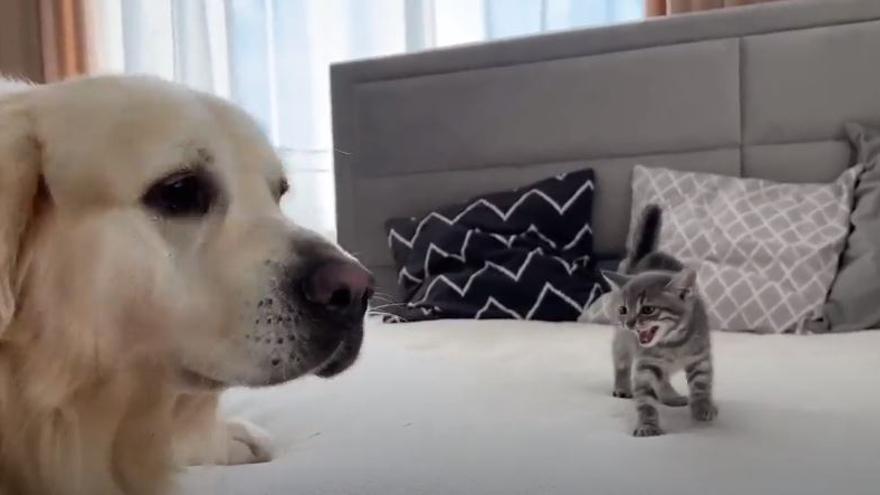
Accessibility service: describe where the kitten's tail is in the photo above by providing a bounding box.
[630,204,662,266]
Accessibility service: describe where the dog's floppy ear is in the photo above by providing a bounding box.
[0,97,41,335]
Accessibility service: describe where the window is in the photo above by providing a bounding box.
[93,0,644,239]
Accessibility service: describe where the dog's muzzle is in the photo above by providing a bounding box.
[303,261,374,321]
[300,260,374,377]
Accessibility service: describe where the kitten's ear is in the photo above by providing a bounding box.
[601,270,631,291]
[667,268,696,299]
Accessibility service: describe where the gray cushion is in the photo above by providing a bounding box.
[354,38,739,178]
[742,141,851,183]
[822,123,880,332]
[742,20,880,145]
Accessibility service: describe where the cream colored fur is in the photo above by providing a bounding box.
[0,75,340,494]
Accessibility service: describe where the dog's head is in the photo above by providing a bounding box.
[0,76,372,391]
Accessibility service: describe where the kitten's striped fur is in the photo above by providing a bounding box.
[603,205,717,437]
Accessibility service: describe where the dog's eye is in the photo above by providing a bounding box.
[640,305,656,316]
[143,170,217,218]
[276,178,289,202]
[618,305,627,316]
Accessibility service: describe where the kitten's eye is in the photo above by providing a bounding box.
[617,306,628,316]
[640,305,656,316]
[143,170,217,218]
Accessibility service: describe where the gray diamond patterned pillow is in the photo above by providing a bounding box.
[628,165,861,333]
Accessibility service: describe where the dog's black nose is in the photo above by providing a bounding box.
[304,261,374,317]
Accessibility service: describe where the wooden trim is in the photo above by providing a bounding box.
[646,0,668,17]
[0,0,45,82]
[39,0,93,82]
[658,0,781,15]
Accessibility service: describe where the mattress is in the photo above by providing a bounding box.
[181,319,880,495]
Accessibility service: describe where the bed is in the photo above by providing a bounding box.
[183,319,880,495]
[184,0,880,493]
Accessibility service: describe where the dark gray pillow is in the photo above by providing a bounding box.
[822,123,880,332]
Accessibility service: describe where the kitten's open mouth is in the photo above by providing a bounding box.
[638,326,659,345]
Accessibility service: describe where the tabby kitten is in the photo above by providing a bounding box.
[603,205,717,437]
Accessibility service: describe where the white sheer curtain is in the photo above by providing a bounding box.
[92,0,644,239]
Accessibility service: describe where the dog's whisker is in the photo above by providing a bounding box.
[370,302,407,310]
[366,309,405,319]
[366,310,408,323]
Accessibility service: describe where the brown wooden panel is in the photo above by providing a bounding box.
[0,0,45,82]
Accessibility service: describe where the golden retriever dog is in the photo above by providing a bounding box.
[0,75,373,494]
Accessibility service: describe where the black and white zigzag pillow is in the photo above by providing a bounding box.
[384,169,606,323]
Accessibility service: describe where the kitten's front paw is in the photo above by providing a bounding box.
[612,389,633,399]
[691,400,718,422]
[632,424,664,437]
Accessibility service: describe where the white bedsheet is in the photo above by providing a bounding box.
[181,319,880,495]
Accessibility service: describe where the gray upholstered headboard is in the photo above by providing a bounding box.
[330,0,880,297]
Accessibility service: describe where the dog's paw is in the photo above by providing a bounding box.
[690,400,718,422]
[612,389,633,399]
[220,419,274,465]
[632,424,664,437]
